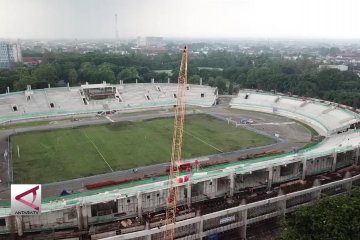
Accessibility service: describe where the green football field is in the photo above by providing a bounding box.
[11,114,275,183]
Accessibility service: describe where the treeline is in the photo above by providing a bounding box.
[279,190,360,240]
[0,51,360,107]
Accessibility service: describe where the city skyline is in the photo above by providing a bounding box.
[1,0,360,39]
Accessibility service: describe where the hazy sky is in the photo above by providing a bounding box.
[1,0,360,39]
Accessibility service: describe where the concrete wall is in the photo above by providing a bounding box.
[104,174,360,240]
[1,148,359,237]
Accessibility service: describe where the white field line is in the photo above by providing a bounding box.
[105,116,115,123]
[82,130,114,172]
[184,130,223,153]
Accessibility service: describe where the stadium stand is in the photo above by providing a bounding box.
[230,90,360,136]
[0,83,218,124]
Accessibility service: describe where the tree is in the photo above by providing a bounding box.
[154,72,169,83]
[78,62,97,83]
[13,68,35,91]
[353,96,359,109]
[228,80,234,95]
[246,66,272,89]
[189,75,201,84]
[97,67,116,83]
[67,69,78,86]
[32,63,58,85]
[214,76,227,94]
[208,77,216,87]
[14,75,35,91]
[280,190,360,240]
[117,67,140,83]
[316,68,342,91]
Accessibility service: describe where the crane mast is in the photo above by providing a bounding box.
[164,46,188,240]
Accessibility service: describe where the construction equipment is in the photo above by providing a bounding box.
[164,46,188,240]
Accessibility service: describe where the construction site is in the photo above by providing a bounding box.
[0,47,360,240]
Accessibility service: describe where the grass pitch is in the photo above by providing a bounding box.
[11,114,275,183]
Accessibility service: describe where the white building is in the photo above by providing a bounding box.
[319,64,348,72]
[0,42,22,69]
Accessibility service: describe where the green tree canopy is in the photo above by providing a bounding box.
[14,68,35,90]
[117,67,140,83]
[280,190,360,240]
[189,75,201,84]
[67,68,78,86]
[78,62,97,83]
[32,63,58,85]
[97,67,116,83]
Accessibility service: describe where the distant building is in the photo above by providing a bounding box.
[145,37,163,47]
[23,57,42,66]
[319,64,348,72]
[136,37,163,47]
[0,42,22,69]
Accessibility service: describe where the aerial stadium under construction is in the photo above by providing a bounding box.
[1,54,360,240]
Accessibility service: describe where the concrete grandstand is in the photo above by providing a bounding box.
[0,83,218,124]
[0,87,360,240]
[230,90,360,136]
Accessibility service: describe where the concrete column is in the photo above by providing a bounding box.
[343,172,352,193]
[213,178,218,198]
[167,78,170,84]
[151,78,154,84]
[48,83,51,88]
[310,179,322,200]
[15,216,23,237]
[279,199,286,216]
[187,182,191,207]
[76,204,83,230]
[355,147,359,166]
[312,178,321,187]
[137,192,143,219]
[200,78,202,85]
[207,179,217,199]
[239,209,247,240]
[267,167,273,190]
[332,152,337,172]
[81,204,88,229]
[136,79,138,84]
[346,181,352,193]
[301,159,307,180]
[198,217,204,239]
[315,189,321,200]
[229,172,235,197]
[196,209,201,216]
[145,221,151,240]
[7,86,10,94]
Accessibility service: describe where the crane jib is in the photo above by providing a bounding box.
[164,46,188,240]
